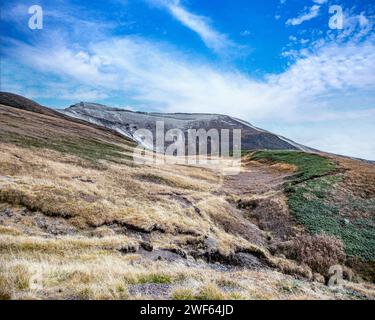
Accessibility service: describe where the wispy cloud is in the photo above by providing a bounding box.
[147,0,234,54]
[286,5,320,26]
[1,2,116,42]
[2,1,375,159]
[5,34,375,120]
[312,0,327,4]
[331,10,374,42]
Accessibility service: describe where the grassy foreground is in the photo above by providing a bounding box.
[1,102,374,299]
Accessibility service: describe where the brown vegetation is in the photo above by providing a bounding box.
[279,234,346,278]
[0,102,374,300]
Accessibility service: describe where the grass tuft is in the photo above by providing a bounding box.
[172,288,196,300]
[135,273,173,284]
[195,283,226,300]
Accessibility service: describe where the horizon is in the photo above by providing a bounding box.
[4,90,374,161]
[1,0,374,160]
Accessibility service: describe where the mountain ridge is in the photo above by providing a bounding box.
[62,101,313,153]
[2,92,373,162]
[0,92,133,142]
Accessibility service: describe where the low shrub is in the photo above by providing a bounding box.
[285,234,345,277]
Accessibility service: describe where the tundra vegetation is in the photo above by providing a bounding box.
[0,102,374,300]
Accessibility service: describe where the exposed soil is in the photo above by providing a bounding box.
[221,160,299,242]
[222,161,290,196]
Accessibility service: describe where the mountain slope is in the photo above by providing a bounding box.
[0,93,374,300]
[0,92,130,140]
[62,102,312,152]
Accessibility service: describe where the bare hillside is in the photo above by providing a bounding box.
[0,97,374,300]
[62,101,312,152]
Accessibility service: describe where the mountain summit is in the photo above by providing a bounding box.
[62,102,312,152]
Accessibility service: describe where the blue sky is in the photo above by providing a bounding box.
[1,0,374,159]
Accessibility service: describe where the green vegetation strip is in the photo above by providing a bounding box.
[251,150,336,183]
[0,132,132,166]
[250,151,375,261]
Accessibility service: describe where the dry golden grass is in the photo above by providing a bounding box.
[336,157,375,198]
[2,232,374,300]
[0,141,263,257]
[1,142,374,299]
[1,104,374,300]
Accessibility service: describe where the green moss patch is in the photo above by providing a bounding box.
[249,151,375,262]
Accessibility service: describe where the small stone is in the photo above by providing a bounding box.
[4,208,13,217]
[140,241,153,252]
[204,236,218,252]
[118,245,137,254]
[171,248,187,259]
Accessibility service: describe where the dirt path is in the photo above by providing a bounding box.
[220,161,296,242]
[222,161,291,196]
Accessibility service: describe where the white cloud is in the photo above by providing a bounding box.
[286,5,320,26]
[1,2,115,43]
[148,0,234,53]
[331,11,374,42]
[2,3,375,159]
[6,35,374,122]
[313,0,327,4]
[0,58,109,103]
